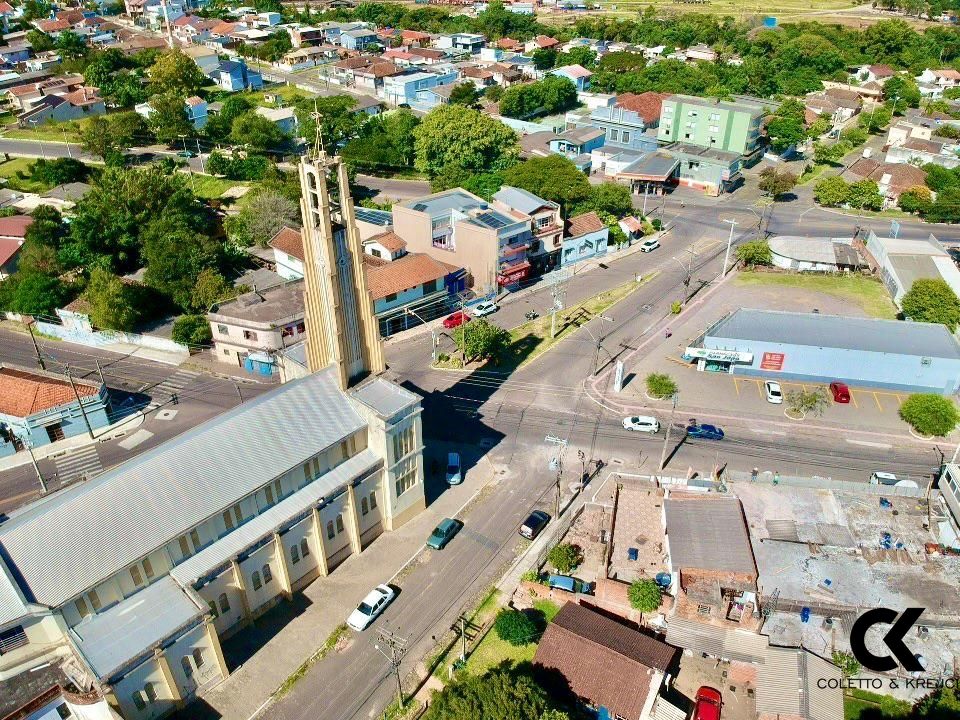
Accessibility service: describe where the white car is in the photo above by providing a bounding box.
[346,584,396,631]
[622,415,660,433]
[639,239,660,253]
[472,301,499,317]
[764,380,783,404]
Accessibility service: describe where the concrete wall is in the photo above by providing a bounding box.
[561,228,608,267]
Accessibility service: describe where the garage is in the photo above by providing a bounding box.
[685,308,960,394]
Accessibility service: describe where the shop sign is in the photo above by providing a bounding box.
[760,352,785,370]
[685,347,753,363]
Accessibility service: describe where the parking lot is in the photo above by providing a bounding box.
[731,377,910,413]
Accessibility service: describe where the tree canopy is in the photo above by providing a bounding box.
[425,664,552,720]
[901,279,960,330]
[414,105,519,177]
[149,49,208,96]
[502,155,591,211]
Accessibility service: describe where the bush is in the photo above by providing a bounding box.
[785,386,830,418]
[832,650,861,678]
[899,394,960,437]
[520,569,542,583]
[735,239,772,267]
[646,373,677,399]
[671,300,681,314]
[493,608,538,646]
[651,218,662,231]
[172,314,212,346]
[546,543,582,573]
[628,579,662,612]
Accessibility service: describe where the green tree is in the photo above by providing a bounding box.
[84,268,140,331]
[847,179,884,210]
[148,92,193,145]
[899,394,960,437]
[502,155,591,212]
[448,81,481,108]
[226,190,300,247]
[883,75,921,111]
[575,182,633,218]
[493,609,539,647]
[424,664,549,720]
[859,104,893,133]
[766,115,806,153]
[839,127,869,147]
[55,31,88,59]
[499,76,577,119]
[735,239,773,267]
[2,271,70,316]
[149,49,207,96]
[628,579,662,612]
[532,47,558,70]
[812,141,851,166]
[204,95,253,141]
[806,114,832,139]
[913,683,960,719]
[414,105,518,177]
[26,30,55,52]
[23,0,52,21]
[831,651,861,679]
[172,314,213,346]
[142,217,223,310]
[454,318,510,363]
[926,186,960,224]
[814,176,851,207]
[546,543,582,573]
[30,158,88,187]
[901,278,960,330]
[758,167,798,198]
[230,111,288,152]
[645,373,677,399]
[294,94,365,150]
[191,268,235,312]
[899,185,933,215]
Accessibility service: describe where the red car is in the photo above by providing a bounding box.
[694,686,722,720]
[443,311,471,329]
[830,381,851,404]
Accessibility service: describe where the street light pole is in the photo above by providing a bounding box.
[658,392,679,474]
[404,307,437,362]
[721,218,738,277]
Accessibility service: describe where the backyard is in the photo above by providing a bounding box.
[734,271,898,319]
[463,599,561,676]
[843,689,911,720]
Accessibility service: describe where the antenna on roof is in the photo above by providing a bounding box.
[310,99,327,163]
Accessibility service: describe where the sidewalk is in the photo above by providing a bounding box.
[181,349,281,385]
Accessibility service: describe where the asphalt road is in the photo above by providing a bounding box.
[0,329,273,515]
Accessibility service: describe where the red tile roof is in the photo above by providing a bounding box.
[408,47,444,60]
[934,69,960,81]
[566,211,605,238]
[555,63,592,79]
[365,252,457,301]
[534,34,559,48]
[0,237,22,266]
[401,29,431,41]
[848,158,927,194]
[0,366,100,417]
[269,225,304,260]
[616,91,670,125]
[868,64,894,77]
[37,19,70,33]
[185,95,205,106]
[534,603,677,720]
[0,215,33,240]
[355,61,403,78]
[366,230,406,253]
[0,2,15,13]
[497,37,522,50]
[63,87,101,107]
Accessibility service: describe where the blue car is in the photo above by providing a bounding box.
[686,423,724,440]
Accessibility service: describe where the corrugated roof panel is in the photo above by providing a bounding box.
[756,646,802,716]
[0,367,366,607]
[663,617,767,663]
[664,497,756,574]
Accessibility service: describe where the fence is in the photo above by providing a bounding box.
[30,310,189,358]
[725,470,928,498]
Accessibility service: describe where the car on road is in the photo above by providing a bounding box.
[442,311,471,329]
[346,584,395,631]
[622,415,660,433]
[472,301,499,317]
[764,380,783,404]
[426,518,462,549]
[519,510,551,539]
[176,150,195,158]
[830,381,850,404]
[445,452,462,485]
[639,239,660,252]
[694,686,722,720]
[686,423,724,440]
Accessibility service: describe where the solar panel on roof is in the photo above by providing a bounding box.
[355,208,392,225]
[476,211,508,228]
[412,203,426,212]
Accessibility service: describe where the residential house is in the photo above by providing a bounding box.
[0,364,109,454]
[353,61,404,95]
[213,60,262,91]
[805,88,861,124]
[916,68,960,98]
[487,62,522,86]
[664,494,760,629]
[479,46,503,63]
[520,130,560,159]
[668,143,742,195]
[854,63,895,84]
[279,45,339,71]
[352,94,383,116]
[566,99,664,154]
[208,281,307,367]
[407,47,447,65]
[288,25,325,47]
[381,49,420,68]
[533,603,678,720]
[339,27,378,51]
[34,18,70,36]
[18,86,104,126]
[562,211,608,267]
[436,33,485,54]
[643,45,665,60]
[182,44,220,76]
[461,65,494,89]
[492,186,563,273]
[657,94,766,164]
[332,55,375,85]
[0,213,29,280]
[400,29,431,47]
[887,117,936,147]
[524,34,560,53]
[256,11,281,26]
[25,52,62,73]
[4,74,83,113]
[608,149,680,194]
[420,82,458,107]
[0,1,14,33]
[393,187,534,290]
[550,64,592,91]
[185,95,207,129]
[822,79,884,101]
[684,43,717,62]
[549,127,605,169]
[255,105,297,134]
[886,135,960,169]
[496,37,522,52]
[172,14,217,44]
[0,41,30,65]
[382,69,459,108]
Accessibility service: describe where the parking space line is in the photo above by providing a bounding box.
[733,378,741,396]
[755,379,764,397]
[849,391,858,408]
[872,392,883,411]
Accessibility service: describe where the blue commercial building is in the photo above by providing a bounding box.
[690,309,960,394]
[0,365,110,456]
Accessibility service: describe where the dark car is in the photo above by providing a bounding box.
[694,686,722,720]
[686,423,724,440]
[443,311,471,329]
[519,510,550,539]
[524,310,539,320]
[830,381,851,404]
[426,518,462,550]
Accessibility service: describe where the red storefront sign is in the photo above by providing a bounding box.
[760,352,785,370]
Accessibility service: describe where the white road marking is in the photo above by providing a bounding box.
[845,439,893,449]
[750,429,787,436]
[118,429,154,450]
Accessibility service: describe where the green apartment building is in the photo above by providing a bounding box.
[657,95,767,165]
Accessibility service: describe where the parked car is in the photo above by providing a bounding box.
[546,574,593,594]
[829,381,850,404]
[870,471,899,486]
[639,238,660,252]
[694,686,722,720]
[445,452,462,485]
[443,311,471,329]
[622,415,660,433]
[764,380,783,404]
[524,310,539,320]
[473,301,499,317]
[426,518,462,549]
[346,584,395,631]
[519,510,550,539]
[686,423,724,440]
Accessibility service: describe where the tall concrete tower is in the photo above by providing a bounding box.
[297,149,385,389]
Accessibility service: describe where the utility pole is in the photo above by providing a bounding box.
[234,382,243,404]
[642,181,649,216]
[589,314,614,376]
[374,629,407,709]
[721,218,738,277]
[578,449,586,490]
[196,139,205,173]
[548,269,569,339]
[25,318,46,370]
[25,441,47,494]
[459,616,467,661]
[404,307,437,363]
[658,392,679,474]
[66,366,95,440]
[546,435,568,516]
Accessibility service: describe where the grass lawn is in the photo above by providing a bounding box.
[0,157,53,193]
[843,690,911,720]
[735,271,897,319]
[464,599,560,676]
[798,162,832,185]
[3,118,87,143]
[188,174,250,199]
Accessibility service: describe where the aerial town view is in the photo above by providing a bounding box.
[2,0,960,718]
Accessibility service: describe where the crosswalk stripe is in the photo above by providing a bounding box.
[55,446,102,483]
